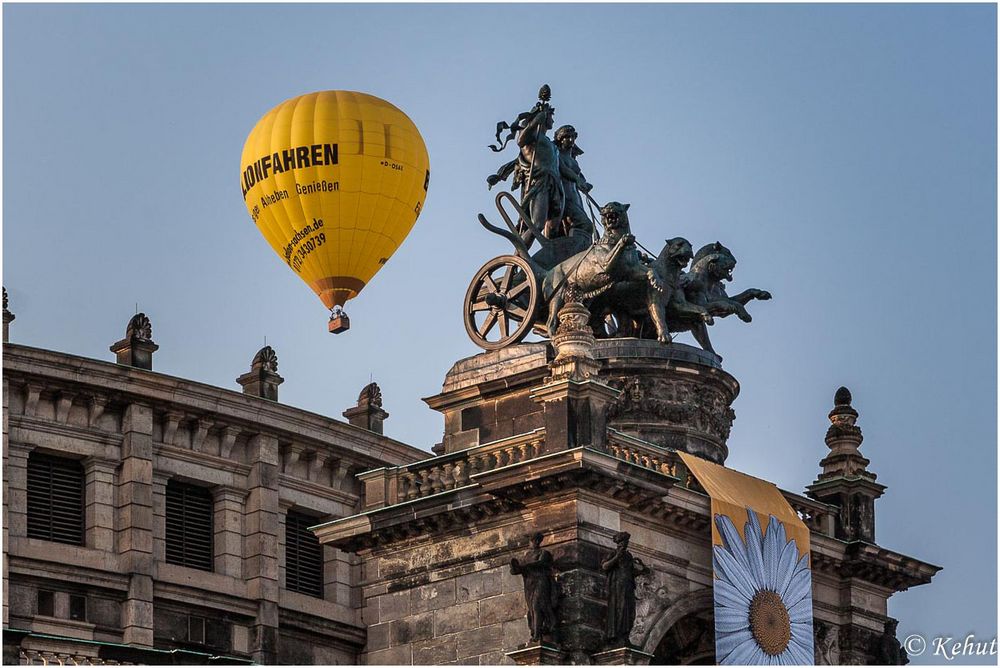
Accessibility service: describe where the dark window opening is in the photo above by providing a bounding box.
[285,510,324,598]
[188,615,206,644]
[165,481,214,571]
[37,590,54,617]
[27,452,84,545]
[69,594,87,621]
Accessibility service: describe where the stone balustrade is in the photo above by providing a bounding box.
[18,650,132,665]
[361,427,837,539]
[361,430,546,508]
[605,430,682,478]
[785,492,838,536]
[604,430,837,537]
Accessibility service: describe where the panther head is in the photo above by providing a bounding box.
[692,241,737,282]
[599,201,631,233]
[659,237,694,269]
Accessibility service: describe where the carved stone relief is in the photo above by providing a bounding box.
[606,376,736,442]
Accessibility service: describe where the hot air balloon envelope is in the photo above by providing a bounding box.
[241,91,430,312]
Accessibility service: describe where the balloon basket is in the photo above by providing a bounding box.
[328,312,350,334]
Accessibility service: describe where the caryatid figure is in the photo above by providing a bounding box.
[555,124,594,241]
[510,532,558,643]
[601,531,648,647]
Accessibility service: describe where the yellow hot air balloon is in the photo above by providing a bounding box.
[241,91,430,332]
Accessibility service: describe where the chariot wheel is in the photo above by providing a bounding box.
[464,255,540,350]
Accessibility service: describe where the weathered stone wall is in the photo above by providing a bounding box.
[2,343,427,663]
[361,516,534,665]
[324,338,941,666]
[352,484,721,665]
[425,342,738,464]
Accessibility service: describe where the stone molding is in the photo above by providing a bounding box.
[4,344,427,470]
[506,644,568,665]
[591,646,654,665]
[637,587,714,655]
[320,442,937,596]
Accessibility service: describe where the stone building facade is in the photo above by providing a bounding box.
[2,294,940,665]
[2,306,427,664]
[315,326,940,664]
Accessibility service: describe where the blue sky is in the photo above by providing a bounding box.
[3,4,995,662]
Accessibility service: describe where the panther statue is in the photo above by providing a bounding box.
[542,201,648,337]
[668,241,771,358]
[590,237,712,343]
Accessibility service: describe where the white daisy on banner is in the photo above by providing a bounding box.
[713,509,814,665]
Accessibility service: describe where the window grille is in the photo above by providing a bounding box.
[26,453,84,545]
[285,511,324,598]
[165,481,214,571]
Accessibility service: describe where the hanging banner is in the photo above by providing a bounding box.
[677,452,814,665]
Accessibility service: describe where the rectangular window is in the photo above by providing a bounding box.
[37,590,54,617]
[285,510,323,598]
[27,453,84,545]
[165,481,214,571]
[69,594,87,622]
[188,615,206,644]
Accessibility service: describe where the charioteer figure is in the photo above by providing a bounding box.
[554,124,595,242]
[488,85,565,245]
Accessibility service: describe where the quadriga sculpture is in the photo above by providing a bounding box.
[466,85,770,359]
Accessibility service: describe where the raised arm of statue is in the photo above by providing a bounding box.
[517,108,548,148]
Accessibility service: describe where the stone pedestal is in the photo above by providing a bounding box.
[110,313,158,370]
[342,382,389,434]
[592,646,654,665]
[424,339,739,463]
[506,644,568,665]
[236,346,284,401]
[110,337,158,370]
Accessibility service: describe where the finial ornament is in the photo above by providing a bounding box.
[807,386,884,543]
[238,345,283,400]
[358,382,383,409]
[827,386,861,443]
[834,386,852,406]
[251,345,278,373]
[111,311,158,369]
[126,313,153,341]
[343,381,388,434]
[2,286,14,343]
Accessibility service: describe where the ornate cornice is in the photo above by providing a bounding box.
[317,447,683,552]
[4,343,427,470]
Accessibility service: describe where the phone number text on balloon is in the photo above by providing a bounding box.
[290,233,326,272]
